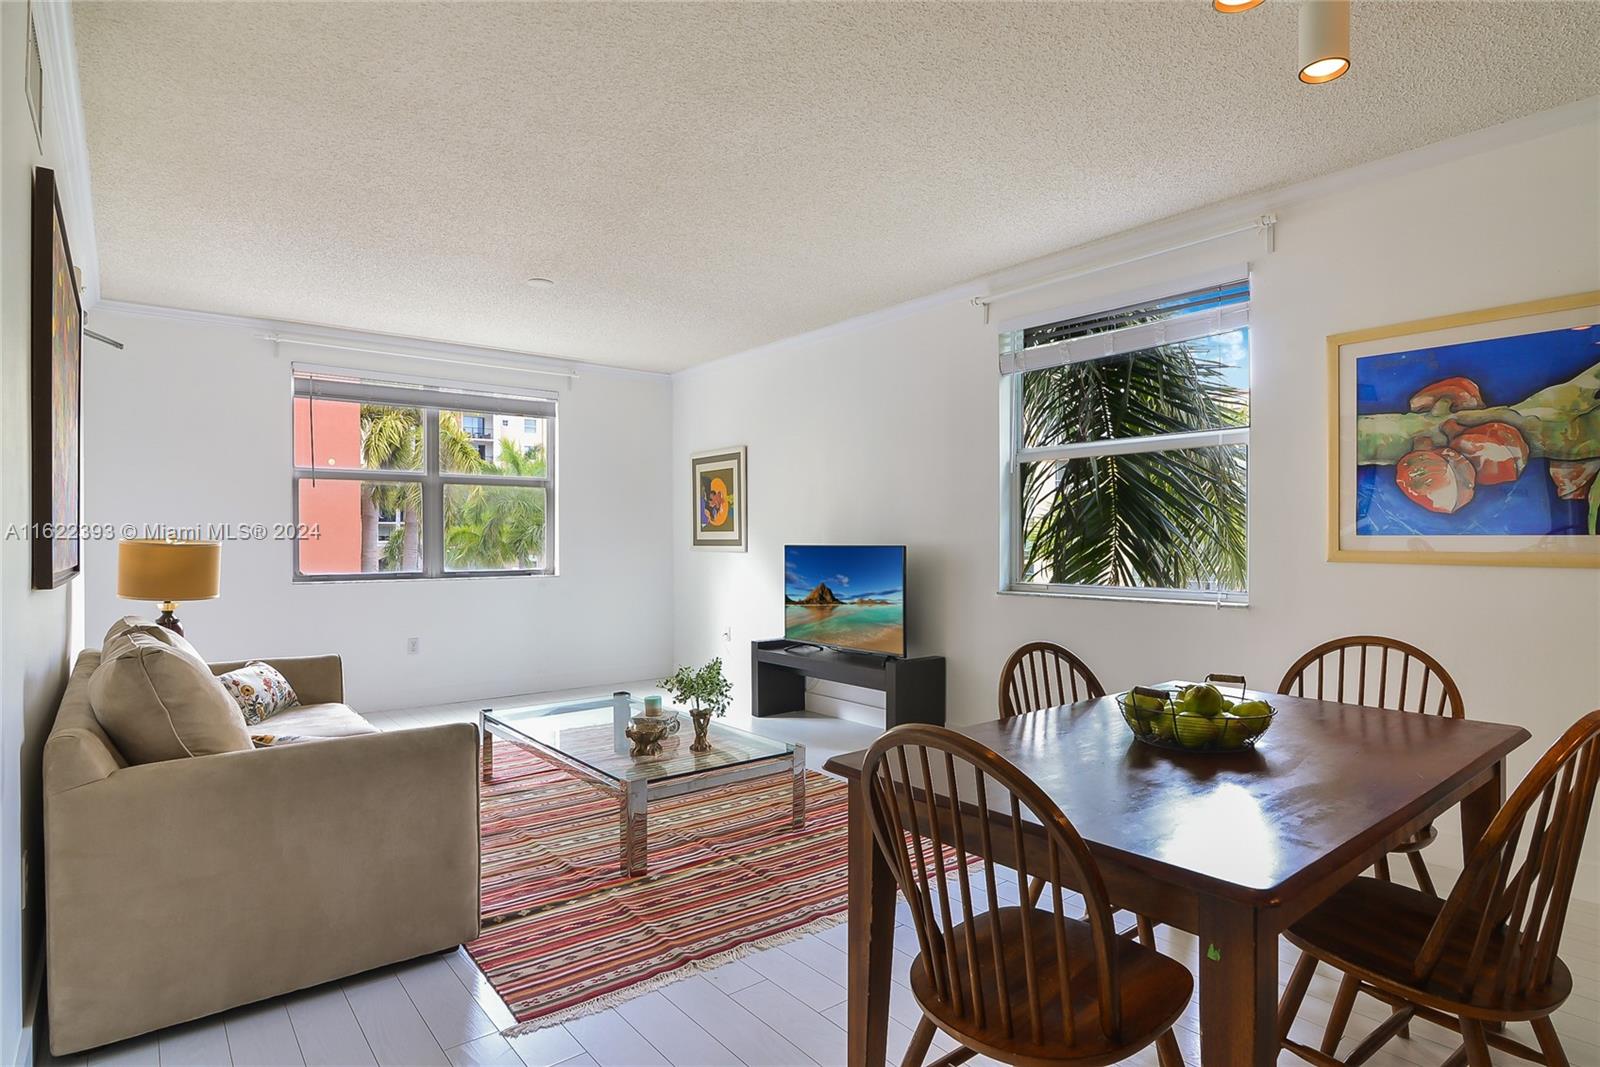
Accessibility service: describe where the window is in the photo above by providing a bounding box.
[292,372,555,579]
[1001,280,1250,604]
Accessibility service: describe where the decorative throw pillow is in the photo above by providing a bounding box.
[88,634,253,764]
[250,733,323,748]
[217,662,300,725]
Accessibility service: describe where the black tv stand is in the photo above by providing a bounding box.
[751,640,945,727]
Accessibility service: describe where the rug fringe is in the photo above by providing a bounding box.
[499,910,848,1036]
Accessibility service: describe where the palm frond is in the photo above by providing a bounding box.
[1020,338,1248,592]
[439,412,491,474]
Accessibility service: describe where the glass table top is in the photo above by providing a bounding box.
[484,696,795,785]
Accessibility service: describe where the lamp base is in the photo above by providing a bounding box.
[155,601,184,637]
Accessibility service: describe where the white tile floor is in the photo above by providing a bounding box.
[43,685,1600,1067]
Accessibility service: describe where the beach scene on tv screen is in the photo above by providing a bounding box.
[784,545,905,655]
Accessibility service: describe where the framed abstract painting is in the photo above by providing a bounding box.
[1328,291,1600,568]
[692,446,746,551]
[32,167,83,588]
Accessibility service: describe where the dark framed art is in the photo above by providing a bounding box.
[32,167,83,588]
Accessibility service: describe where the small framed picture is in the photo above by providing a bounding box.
[692,446,746,551]
[1327,291,1600,568]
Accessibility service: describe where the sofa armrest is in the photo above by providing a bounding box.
[45,722,479,1055]
[208,654,344,704]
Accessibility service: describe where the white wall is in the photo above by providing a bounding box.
[1,6,90,1062]
[82,310,674,712]
[672,115,1600,884]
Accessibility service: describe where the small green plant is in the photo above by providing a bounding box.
[659,657,733,717]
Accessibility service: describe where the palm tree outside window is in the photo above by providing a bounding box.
[1002,280,1250,604]
[291,373,556,579]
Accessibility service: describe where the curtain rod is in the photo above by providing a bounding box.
[266,333,580,382]
[973,214,1276,322]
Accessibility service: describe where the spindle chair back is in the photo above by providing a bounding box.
[998,643,1105,721]
[1277,635,1464,718]
[1421,708,1599,1007]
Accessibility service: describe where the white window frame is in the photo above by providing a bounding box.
[291,371,557,581]
[999,284,1250,606]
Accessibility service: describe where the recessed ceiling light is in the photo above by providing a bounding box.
[1213,0,1265,12]
[525,277,556,289]
[1298,0,1351,84]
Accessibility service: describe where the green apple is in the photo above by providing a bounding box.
[1130,692,1166,715]
[1174,712,1220,748]
[1177,683,1226,718]
[1147,714,1177,741]
[1228,700,1273,739]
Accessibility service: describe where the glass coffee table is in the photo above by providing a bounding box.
[479,694,805,875]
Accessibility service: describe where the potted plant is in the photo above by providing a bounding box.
[659,657,732,753]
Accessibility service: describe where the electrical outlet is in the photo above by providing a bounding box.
[406,637,420,655]
[721,626,732,643]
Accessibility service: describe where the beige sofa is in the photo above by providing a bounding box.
[44,648,481,1055]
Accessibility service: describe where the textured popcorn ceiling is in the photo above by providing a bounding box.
[76,2,1600,372]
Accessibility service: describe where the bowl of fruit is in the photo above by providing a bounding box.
[1117,674,1275,753]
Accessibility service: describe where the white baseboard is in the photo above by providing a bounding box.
[802,692,886,727]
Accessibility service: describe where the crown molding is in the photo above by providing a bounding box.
[677,94,1599,381]
[32,0,100,308]
[90,300,671,382]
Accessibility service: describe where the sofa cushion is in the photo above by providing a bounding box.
[103,616,205,666]
[251,702,378,739]
[88,634,253,764]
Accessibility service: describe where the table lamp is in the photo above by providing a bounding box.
[117,538,220,636]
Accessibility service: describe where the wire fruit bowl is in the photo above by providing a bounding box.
[1116,674,1276,753]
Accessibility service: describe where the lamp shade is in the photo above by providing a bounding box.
[117,539,220,601]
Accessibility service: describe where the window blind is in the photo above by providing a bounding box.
[999,280,1250,376]
[292,371,557,419]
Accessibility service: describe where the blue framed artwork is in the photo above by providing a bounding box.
[1329,292,1600,567]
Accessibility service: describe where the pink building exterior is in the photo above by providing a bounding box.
[292,397,362,573]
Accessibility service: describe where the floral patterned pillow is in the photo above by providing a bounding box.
[250,733,321,748]
[217,661,299,725]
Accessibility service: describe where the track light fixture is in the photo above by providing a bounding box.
[1214,0,1351,85]
[1298,0,1351,83]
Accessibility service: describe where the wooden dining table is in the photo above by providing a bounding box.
[822,685,1529,1067]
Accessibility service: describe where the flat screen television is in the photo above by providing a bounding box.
[783,544,906,657]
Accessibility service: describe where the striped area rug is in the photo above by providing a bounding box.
[468,740,851,1030]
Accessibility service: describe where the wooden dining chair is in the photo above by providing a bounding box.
[1277,709,1600,1067]
[998,642,1106,721]
[1279,636,1466,897]
[995,643,1156,943]
[861,724,1192,1067]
